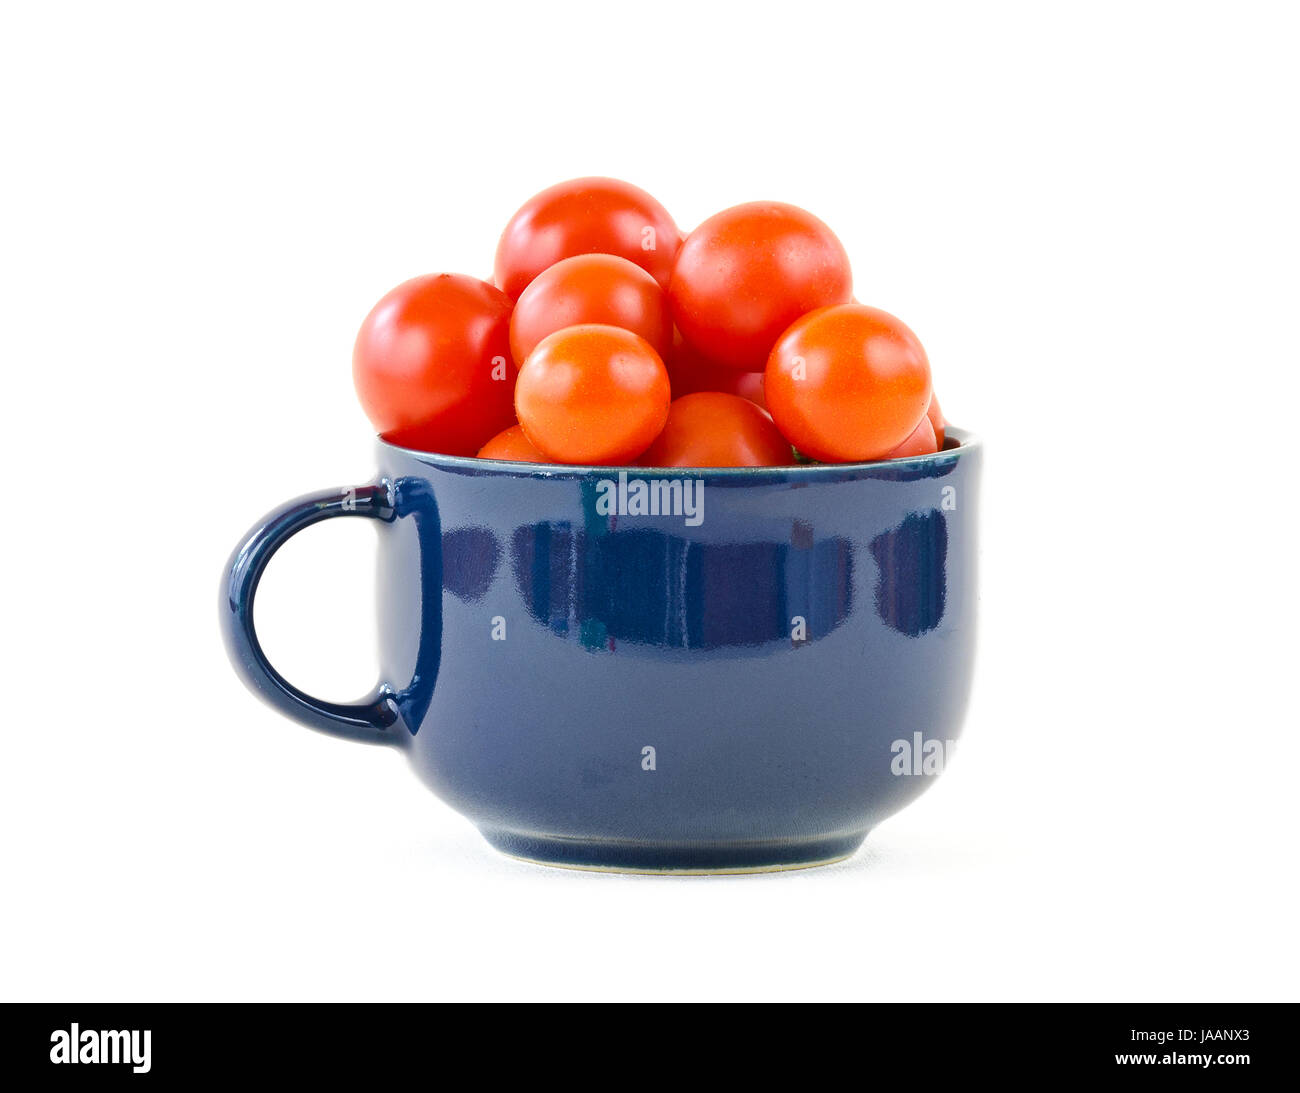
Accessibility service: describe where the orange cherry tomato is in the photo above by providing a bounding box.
[639,392,792,468]
[665,330,768,409]
[494,177,680,300]
[515,324,670,465]
[353,273,516,456]
[765,303,932,462]
[927,391,946,449]
[669,202,852,371]
[509,254,672,364]
[477,423,547,462]
[880,413,938,460]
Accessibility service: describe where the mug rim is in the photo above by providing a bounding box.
[378,425,980,479]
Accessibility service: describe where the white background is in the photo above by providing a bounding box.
[1,1,1296,1002]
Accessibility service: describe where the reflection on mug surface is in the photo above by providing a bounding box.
[509,521,853,652]
[870,509,948,637]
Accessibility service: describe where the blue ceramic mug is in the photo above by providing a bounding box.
[221,430,980,872]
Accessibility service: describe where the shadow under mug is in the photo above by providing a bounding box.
[221,429,981,873]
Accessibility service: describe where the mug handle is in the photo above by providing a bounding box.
[220,482,402,745]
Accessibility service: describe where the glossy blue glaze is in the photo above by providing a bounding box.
[222,430,981,872]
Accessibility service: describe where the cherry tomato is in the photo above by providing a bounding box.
[927,391,946,449]
[666,330,767,409]
[353,274,516,456]
[494,177,680,300]
[639,392,792,468]
[880,413,938,459]
[515,324,670,465]
[509,253,672,364]
[477,424,547,462]
[765,304,931,462]
[725,372,766,409]
[669,202,852,371]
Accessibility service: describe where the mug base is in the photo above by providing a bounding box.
[478,828,868,875]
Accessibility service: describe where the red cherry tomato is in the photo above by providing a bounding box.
[764,304,931,462]
[666,330,767,409]
[515,324,670,465]
[927,391,946,449]
[477,424,547,462]
[494,177,680,300]
[639,393,792,468]
[725,372,766,409]
[353,274,516,456]
[509,254,672,364]
[669,202,852,371]
[880,414,938,460]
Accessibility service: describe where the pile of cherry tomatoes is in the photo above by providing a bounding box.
[353,177,945,467]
